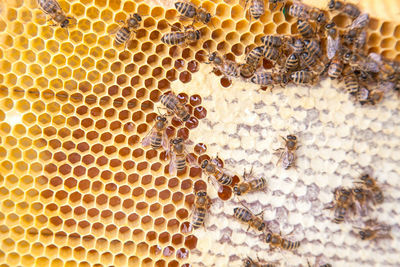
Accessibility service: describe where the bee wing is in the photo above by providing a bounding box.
[350,13,369,29]
[169,152,177,175]
[368,52,383,64]
[185,150,198,167]
[161,130,169,151]
[141,126,155,147]
[208,174,224,193]
[327,35,340,59]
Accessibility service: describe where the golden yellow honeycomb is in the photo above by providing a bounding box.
[0,0,400,266]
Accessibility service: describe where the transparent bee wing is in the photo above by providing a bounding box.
[282,151,295,169]
[161,129,169,151]
[368,52,383,64]
[208,174,224,192]
[169,152,177,176]
[350,13,369,29]
[327,35,340,59]
[141,126,154,147]
[185,151,198,167]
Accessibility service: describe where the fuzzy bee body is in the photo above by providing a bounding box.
[115,27,131,45]
[285,53,299,71]
[233,207,265,232]
[142,116,168,150]
[265,232,300,250]
[233,177,267,196]
[328,57,344,79]
[261,35,283,48]
[191,190,211,229]
[175,2,197,18]
[344,70,359,95]
[246,46,265,67]
[290,70,314,85]
[37,0,73,28]
[160,93,190,122]
[247,0,265,20]
[201,159,233,186]
[297,19,314,38]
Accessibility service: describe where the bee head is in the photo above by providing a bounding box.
[201,160,209,169]
[258,222,265,231]
[196,190,207,197]
[265,232,272,243]
[156,115,167,122]
[205,13,212,23]
[287,135,297,141]
[361,174,369,181]
[244,257,253,267]
[359,230,368,240]
[317,12,326,23]
[61,19,70,28]
[233,185,241,195]
[171,138,183,145]
[133,13,142,21]
[297,19,303,24]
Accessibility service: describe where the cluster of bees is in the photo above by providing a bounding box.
[35,0,396,266]
[326,174,392,242]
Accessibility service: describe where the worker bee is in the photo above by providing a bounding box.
[233,168,267,196]
[351,187,371,216]
[328,56,344,80]
[201,157,233,188]
[290,70,315,85]
[160,92,191,122]
[343,68,359,95]
[354,219,392,242]
[175,1,212,25]
[250,70,288,89]
[114,13,142,49]
[328,0,361,19]
[37,0,74,30]
[161,25,201,45]
[274,134,299,170]
[300,51,317,68]
[244,256,278,267]
[141,115,169,150]
[264,231,301,250]
[325,187,355,223]
[261,35,286,48]
[233,205,265,232]
[206,51,240,80]
[355,174,384,204]
[191,190,211,230]
[168,137,197,175]
[245,0,265,20]
[357,87,371,105]
[285,53,299,71]
[325,23,340,60]
[297,19,314,38]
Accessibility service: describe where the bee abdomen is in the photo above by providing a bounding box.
[176,155,186,171]
[373,190,384,204]
[254,178,267,189]
[218,173,232,185]
[150,134,162,149]
[251,72,273,85]
[328,60,344,79]
[262,46,279,61]
[233,208,252,222]
[115,27,130,45]
[261,35,282,47]
[344,74,359,94]
[285,54,299,71]
[160,94,179,110]
[38,0,58,13]
[161,32,185,45]
[297,20,314,38]
[192,207,206,229]
[175,2,197,18]
[333,206,346,223]
[249,0,265,19]
[223,62,240,78]
[246,46,264,66]
[282,239,300,250]
[290,70,312,84]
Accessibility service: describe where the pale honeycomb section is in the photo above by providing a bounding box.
[0,0,399,267]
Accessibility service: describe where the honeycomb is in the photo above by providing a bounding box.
[0,0,399,267]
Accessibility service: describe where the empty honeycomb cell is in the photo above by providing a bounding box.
[368,32,381,46]
[381,37,395,49]
[382,49,396,59]
[231,4,244,21]
[277,22,289,34]
[380,21,394,36]
[396,40,400,51]
[264,22,277,34]
[221,19,235,31]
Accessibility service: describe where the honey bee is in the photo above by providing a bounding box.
[175,1,212,26]
[325,22,340,60]
[245,0,265,20]
[244,256,278,267]
[201,157,233,188]
[191,190,211,230]
[206,52,240,80]
[328,56,344,80]
[300,51,317,68]
[250,70,288,89]
[354,219,392,242]
[325,187,355,223]
[141,115,169,150]
[261,35,286,48]
[288,1,309,19]
[290,70,315,85]
[262,46,281,63]
[328,0,361,19]
[114,14,142,49]
[37,0,74,30]
[233,168,267,196]
[275,134,299,170]
[290,38,304,54]
[297,19,314,38]
[168,137,197,175]
[160,92,191,122]
[233,206,265,232]
[368,53,397,82]
[264,231,301,250]
[351,187,371,216]
[355,174,384,204]
[349,13,370,30]
[356,87,370,105]
[161,25,201,45]
[285,53,299,71]
[343,68,359,95]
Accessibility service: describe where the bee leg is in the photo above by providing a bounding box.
[246,225,250,232]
